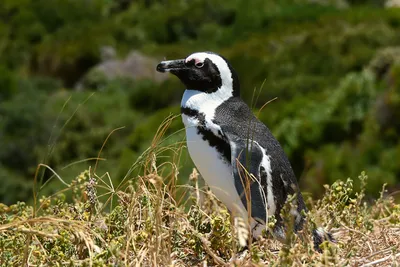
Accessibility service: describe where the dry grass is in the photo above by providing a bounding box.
[0,117,399,266]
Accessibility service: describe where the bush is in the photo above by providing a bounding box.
[0,147,399,265]
[2,1,400,203]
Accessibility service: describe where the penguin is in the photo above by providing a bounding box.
[156,51,333,252]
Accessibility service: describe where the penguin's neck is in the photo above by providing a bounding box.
[180,86,233,119]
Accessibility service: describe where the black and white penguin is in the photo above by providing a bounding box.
[156,51,333,251]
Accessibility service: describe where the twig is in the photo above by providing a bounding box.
[361,251,400,267]
[339,223,375,253]
[197,234,226,266]
[22,233,32,267]
[363,246,397,260]
[93,126,125,175]
[257,97,278,117]
[15,227,60,238]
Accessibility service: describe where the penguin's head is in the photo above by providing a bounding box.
[156,52,240,96]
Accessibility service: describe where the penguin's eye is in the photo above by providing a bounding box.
[195,62,204,68]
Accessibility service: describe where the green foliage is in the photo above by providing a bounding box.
[1,0,400,204]
[0,0,113,84]
[0,76,165,203]
[111,0,237,48]
[0,79,51,173]
[0,66,17,100]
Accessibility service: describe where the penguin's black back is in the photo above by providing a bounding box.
[213,96,307,222]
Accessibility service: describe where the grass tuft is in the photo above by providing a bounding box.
[0,124,399,266]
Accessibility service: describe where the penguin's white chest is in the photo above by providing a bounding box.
[182,115,247,218]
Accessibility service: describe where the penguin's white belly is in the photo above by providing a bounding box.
[184,125,247,219]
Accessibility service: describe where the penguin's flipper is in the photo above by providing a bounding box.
[230,139,268,224]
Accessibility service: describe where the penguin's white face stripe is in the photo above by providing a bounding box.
[181,53,234,120]
[185,55,202,65]
[185,52,233,90]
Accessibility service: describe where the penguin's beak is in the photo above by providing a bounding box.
[156,59,186,73]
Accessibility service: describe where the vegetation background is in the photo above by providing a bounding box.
[1,0,400,204]
[1,0,400,265]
